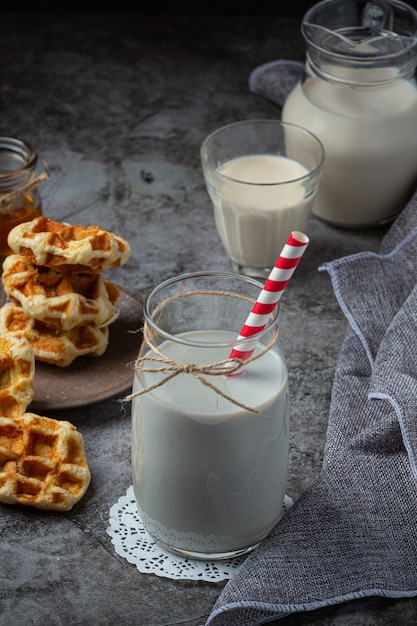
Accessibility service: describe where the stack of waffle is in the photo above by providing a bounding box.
[0,216,131,366]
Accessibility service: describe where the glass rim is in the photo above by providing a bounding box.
[144,270,280,349]
[200,119,325,186]
[0,135,38,179]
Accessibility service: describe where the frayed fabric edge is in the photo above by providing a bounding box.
[370,391,417,482]
[205,587,417,626]
[319,256,376,367]
[318,224,417,368]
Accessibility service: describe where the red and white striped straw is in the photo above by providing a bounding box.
[228,231,309,362]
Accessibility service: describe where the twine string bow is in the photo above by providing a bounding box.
[126,291,279,414]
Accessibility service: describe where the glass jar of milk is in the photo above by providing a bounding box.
[282,0,417,227]
[131,271,289,560]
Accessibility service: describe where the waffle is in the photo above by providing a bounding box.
[0,413,91,511]
[2,254,121,331]
[7,216,131,274]
[0,336,35,418]
[0,303,109,367]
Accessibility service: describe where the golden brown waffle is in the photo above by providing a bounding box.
[0,413,91,511]
[7,216,131,274]
[0,303,109,367]
[2,254,121,331]
[0,336,34,418]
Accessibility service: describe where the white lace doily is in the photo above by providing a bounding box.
[107,485,293,582]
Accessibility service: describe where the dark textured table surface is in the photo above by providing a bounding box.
[1,9,416,626]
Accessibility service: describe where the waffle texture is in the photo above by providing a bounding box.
[0,413,91,511]
[0,302,109,367]
[0,336,34,418]
[8,216,131,274]
[2,254,121,331]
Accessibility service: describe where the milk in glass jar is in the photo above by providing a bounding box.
[131,272,289,560]
[282,0,417,227]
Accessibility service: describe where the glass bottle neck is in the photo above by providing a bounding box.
[302,0,417,87]
[304,49,417,87]
[0,136,38,192]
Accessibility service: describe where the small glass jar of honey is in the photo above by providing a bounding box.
[0,136,48,257]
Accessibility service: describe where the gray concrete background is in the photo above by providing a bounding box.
[0,10,415,626]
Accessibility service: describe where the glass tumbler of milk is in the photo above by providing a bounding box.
[282,0,417,227]
[200,119,324,279]
[131,271,289,560]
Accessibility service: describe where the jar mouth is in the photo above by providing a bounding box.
[144,271,280,349]
[0,136,38,180]
[302,0,417,71]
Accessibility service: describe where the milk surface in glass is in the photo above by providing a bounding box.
[283,74,417,226]
[213,154,312,270]
[132,329,289,559]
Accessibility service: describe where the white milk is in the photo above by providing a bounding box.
[212,154,313,270]
[131,329,289,557]
[282,76,417,226]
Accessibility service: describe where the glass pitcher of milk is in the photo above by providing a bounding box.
[282,0,417,227]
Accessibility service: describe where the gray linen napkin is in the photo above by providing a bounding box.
[205,63,417,626]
